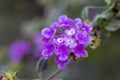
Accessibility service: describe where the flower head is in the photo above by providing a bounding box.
[41,15,93,69]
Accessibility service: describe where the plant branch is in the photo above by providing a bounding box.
[45,69,63,80]
[87,6,107,9]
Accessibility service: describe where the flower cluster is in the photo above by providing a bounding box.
[41,15,92,69]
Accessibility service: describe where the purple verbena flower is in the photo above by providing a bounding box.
[41,15,93,69]
[58,15,70,27]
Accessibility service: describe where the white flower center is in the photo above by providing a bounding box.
[66,38,74,44]
[68,28,75,36]
[57,38,64,43]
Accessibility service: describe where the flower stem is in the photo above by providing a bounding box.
[45,69,63,80]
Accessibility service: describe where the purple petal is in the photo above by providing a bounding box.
[43,38,50,43]
[74,18,81,25]
[42,49,54,59]
[42,49,49,56]
[58,54,68,61]
[72,44,86,57]
[55,56,69,63]
[58,63,67,69]
[85,36,92,43]
[81,22,93,33]
[69,43,77,48]
[41,28,49,37]
[44,43,55,51]
[55,45,70,55]
[76,31,89,44]
[41,28,56,38]
[85,24,93,33]
[74,50,88,57]
[58,15,67,23]
[81,50,88,57]
[72,44,88,57]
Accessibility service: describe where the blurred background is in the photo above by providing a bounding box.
[0,0,120,80]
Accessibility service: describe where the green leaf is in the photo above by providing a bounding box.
[105,19,120,31]
[4,71,18,80]
[105,0,112,6]
[81,7,89,20]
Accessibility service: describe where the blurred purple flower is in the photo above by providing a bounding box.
[9,40,31,62]
[33,33,44,57]
[41,15,93,69]
[34,47,42,57]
